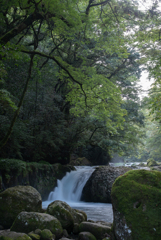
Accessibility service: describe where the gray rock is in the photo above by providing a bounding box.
[10,212,63,239]
[82,166,131,203]
[0,185,42,228]
[79,222,111,240]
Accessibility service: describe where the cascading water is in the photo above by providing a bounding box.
[42,166,113,222]
[48,166,95,202]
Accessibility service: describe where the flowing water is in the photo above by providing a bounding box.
[42,166,113,223]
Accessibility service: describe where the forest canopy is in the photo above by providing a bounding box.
[0,0,160,164]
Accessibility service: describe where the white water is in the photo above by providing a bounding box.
[42,166,113,222]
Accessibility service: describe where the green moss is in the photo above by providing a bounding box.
[0,237,12,240]
[147,158,158,167]
[40,229,53,240]
[112,169,161,240]
[28,233,40,240]
[16,236,32,240]
[0,159,27,177]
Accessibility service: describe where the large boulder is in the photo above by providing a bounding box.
[111,169,161,240]
[10,212,63,239]
[81,166,130,203]
[0,186,42,228]
[46,201,86,233]
[79,222,111,240]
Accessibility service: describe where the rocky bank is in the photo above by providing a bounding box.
[0,159,75,200]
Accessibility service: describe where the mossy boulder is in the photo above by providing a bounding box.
[111,169,161,240]
[147,158,158,167]
[78,232,96,240]
[0,231,32,240]
[46,201,74,232]
[10,212,63,239]
[46,201,86,233]
[82,166,131,203]
[72,209,87,223]
[0,186,42,228]
[79,222,111,240]
[39,229,53,240]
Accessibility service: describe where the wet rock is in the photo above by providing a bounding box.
[111,169,161,240]
[10,212,63,239]
[79,222,111,240]
[82,166,131,203]
[0,186,42,228]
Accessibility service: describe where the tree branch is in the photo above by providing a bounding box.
[21,49,88,106]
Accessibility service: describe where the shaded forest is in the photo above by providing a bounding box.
[0,0,161,165]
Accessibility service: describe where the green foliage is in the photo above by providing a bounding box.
[0,0,146,163]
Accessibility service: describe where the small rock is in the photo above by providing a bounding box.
[78,232,96,240]
[62,230,68,238]
[40,229,54,240]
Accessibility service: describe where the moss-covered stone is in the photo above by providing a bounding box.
[40,229,53,240]
[0,185,42,228]
[73,209,87,223]
[111,169,161,240]
[10,212,63,239]
[147,158,158,167]
[46,201,74,233]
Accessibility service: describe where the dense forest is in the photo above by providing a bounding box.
[0,0,161,165]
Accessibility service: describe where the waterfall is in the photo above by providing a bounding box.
[42,166,113,223]
[48,166,95,203]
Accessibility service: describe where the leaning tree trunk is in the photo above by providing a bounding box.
[0,55,34,149]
